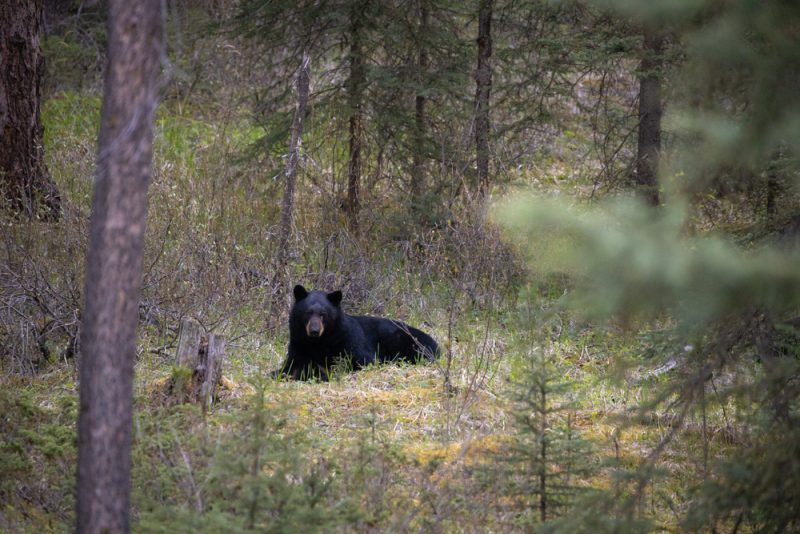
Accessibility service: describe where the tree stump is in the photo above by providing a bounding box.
[172,317,226,408]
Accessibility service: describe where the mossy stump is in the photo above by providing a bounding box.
[170,317,226,409]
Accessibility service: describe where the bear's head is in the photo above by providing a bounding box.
[292,284,342,338]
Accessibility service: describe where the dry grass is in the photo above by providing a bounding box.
[0,317,746,532]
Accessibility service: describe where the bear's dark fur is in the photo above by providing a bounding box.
[273,285,439,380]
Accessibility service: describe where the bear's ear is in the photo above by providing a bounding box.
[293,285,309,301]
[326,290,342,306]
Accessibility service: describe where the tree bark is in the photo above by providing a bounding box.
[539,388,547,523]
[76,1,163,532]
[411,0,429,212]
[635,27,664,207]
[345,1,366,235]
[275,51,310,281]
[0,0,61,220]
[765,150,782,220]
[474,0,492,199]
[171,318,227,409]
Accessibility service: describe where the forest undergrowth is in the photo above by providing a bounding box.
[1,87,745,533]
[4,2,799,530]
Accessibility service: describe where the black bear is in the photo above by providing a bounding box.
[273,285,439,380]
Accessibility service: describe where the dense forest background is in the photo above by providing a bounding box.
[2,0,799,531]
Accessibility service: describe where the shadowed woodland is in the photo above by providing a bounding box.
[1,0,800,532]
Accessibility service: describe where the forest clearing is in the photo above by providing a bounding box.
[1,0,799,532]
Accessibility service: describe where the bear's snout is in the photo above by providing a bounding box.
[306,316,324,337]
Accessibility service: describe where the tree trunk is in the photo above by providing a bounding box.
[275,51,310,283]
[76,1,163,532]
[345,2,366,235]
[635,27,663,207]
[411,0,429,212]
[0,0,61,220]
[474,0,492,199]
[765,150,782,220]
[539,383,547,522]
[766,171,778,219]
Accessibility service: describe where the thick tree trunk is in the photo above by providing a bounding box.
[0,0,61,220]
[474,0,492,199]
[411,0,429,212]
[275,52,310,281]
[635,27,664,207]
[76,1,163,532]
[345,2,366,235]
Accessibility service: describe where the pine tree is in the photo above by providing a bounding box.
[512,347,592,525]
[499,1,800,530]
[235,0,474,232]
[488,315,596,530]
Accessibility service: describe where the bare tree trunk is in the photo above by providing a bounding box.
[411,0,429,212]
[275,51,310,284]
[76,1,163,532]
[345,1,366,235]
[0,0,61,220]
[474,0,492,199]
[635,27,663,207]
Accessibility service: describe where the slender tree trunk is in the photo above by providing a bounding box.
[0,0,61,220]
[765,150,781,220]
[635,27,663,207]
[76,1,163,532]
[345,2,366,235]
[474,0,492,199]
[411,0,429,212]
[539,383,547,522]
[275,52,310,284]
[766,172,778,219]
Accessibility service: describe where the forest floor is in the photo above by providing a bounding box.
[2,296,725,532]
[0,86,739,532]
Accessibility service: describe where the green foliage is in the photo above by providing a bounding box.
[41,11,107,94]
[134,380,360,532]
[683,421,800,533]
[41,92,102,210]
[498,197,800,331]
[515,359,593,526]
[593,0,800,194]
[231,0,476,229]
[496,1,800,531]
[0,382,77,529]
[483,301,602,531]
[497,193,800,532]
[168,365,194,402]
[13,0,798,531]
[336,408,409,529]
